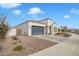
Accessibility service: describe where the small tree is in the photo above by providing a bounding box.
[0,15,9,39]
[61,26,68,32]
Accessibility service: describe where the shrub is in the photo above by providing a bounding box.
[55,32,71,37]
[11,36,17,40]
[0,44,3,52]
[0,15,9,39]
[13,45,24,51]
[64,33,71,37]
[12,42,17,45]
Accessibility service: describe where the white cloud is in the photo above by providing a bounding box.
[28,7,44,15]
[0,3,21,8]
[64,15,70,19]
[71,9,79,15]
[12,10,21,16]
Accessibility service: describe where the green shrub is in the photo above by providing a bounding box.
[0,15,9,39]
[13,45,24,51]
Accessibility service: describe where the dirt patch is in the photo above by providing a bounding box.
[0,36,57,56]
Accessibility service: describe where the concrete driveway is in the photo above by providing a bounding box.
[33,35,68,43]
[30,33,79,56]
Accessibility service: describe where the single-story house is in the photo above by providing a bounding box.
[7,18,58,37]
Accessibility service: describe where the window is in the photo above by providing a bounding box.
[16,28,21,35]
[54,27,57,32]
[46,26,48,34]
[49,25,52,34]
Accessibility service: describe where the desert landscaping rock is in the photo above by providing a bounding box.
[0,36,57,56]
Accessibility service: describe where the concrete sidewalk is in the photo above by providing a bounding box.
[30,34,79,56]
[30,42,79,56]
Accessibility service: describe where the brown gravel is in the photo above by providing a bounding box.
[0,36,57,56]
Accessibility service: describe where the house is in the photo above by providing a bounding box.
[7,18,58,37]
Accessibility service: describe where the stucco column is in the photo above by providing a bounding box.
[44,26,46,35]
[51,25,54,34]
[28,22,32,36]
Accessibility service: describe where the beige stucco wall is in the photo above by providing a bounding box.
[40,19,54,26]
[40,19,58,34]
[6,28,16,37]
[15,21,46,36]
[52,24,58,34]
[16,22,29,36]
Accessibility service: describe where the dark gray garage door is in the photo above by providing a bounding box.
[32,26,44,35]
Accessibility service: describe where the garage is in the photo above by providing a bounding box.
[32,26,44,35]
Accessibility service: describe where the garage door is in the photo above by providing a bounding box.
[32,26,44,35]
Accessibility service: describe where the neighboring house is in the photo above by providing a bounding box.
[7,18,58,36]
[68,28,79,34]
[6,28,16,37]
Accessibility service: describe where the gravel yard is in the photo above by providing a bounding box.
[0,36,57,56]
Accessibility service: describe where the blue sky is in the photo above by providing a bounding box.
[0,3,79,28]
